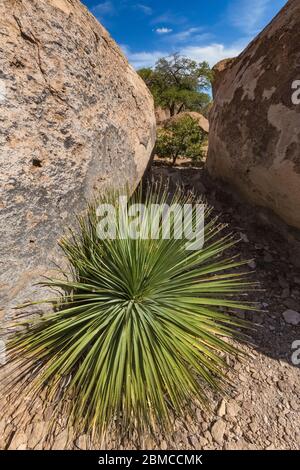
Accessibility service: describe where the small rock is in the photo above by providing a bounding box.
[282,309,300,325]
[76,434,88,450]
[9,431,27,450]
[238,372,247,382]
[211,419,226,445]
[217,399,226,417]
[266,444,275,450]
[189,436,199,448]
[249,419,259,434]
[199,436,209,447]
[27,422,46,449]
[247,260,256,269]
[160,440,168,450]
[17,443,27,450]
[226,400,241,418]
[240,233,249,243]
[201,421,209,432]
[195,408,202,421]
[203,430,212,443]
[52,429,69,450]
[235,393,244,402]
[278,416,286,427]
[144,436,155,448]
[289,399,299,411]
[277,380,288,393]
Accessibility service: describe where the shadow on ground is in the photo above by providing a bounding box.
[145,162,300,366]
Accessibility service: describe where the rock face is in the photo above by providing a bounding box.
[0,0,156,320]
[211,58,235,97]
[155,106,171,125]
[207,0,300,231]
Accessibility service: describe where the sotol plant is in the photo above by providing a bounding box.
[4,183,253,437]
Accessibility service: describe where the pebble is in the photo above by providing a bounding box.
[52,428,69,450]
[226,400,241,418]
[282,309,300,325]
[160,440,168,450]
[76,434,88,450]
[240,233,249,243]
[238,373,247,382]
[247,260,256,269]
[217,399,226,417]
[266,444,275,450]
[211,420,226,445]
[9,431,27,450]
[27,421,46,449]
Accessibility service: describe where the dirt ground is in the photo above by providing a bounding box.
[0,162,299,450]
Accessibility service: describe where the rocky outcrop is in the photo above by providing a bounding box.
[211,58,236,97]
[155,106,171,125]
[163,111,209,134]
[207,0,300,231]
[0,0,156,319]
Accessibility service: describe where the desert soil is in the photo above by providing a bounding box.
[0,162,299,450]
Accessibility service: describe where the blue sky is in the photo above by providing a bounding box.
[82,0,287,68]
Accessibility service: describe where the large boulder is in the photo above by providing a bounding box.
[207,0,300,231]
[0,0,156,320]
[155,106,171,125]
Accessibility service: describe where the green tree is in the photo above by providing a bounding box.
[155,115,206,165]
[138,53,212,116]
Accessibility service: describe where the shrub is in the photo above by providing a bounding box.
[155,115,206,165]
[4,184,253,438]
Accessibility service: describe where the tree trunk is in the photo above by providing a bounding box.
[177,103,185,114]
[169,102,176,117]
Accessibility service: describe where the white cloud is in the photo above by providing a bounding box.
[121,45,165,69]
[92,1,115,17]
[170,27,202,41]
[151,11,187,26]
[228,0,284,34]
[136,4,153,15]
[155,27,173,35]
[165,28,214,44]
[180,43,246,66]
[122,41,247,69]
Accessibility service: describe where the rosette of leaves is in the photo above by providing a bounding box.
[4,183,254,437]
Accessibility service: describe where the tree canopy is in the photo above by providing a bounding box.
[155,115,206,165]
[138,53,212,116]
